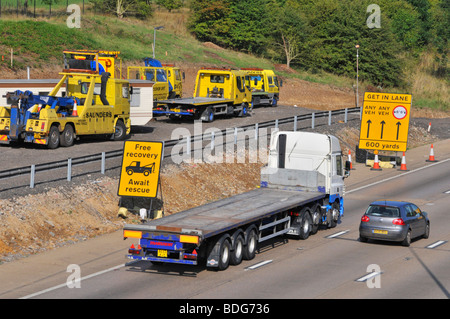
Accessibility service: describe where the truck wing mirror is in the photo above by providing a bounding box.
[344,160,351,177]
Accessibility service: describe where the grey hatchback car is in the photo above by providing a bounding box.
[359,200,430,246]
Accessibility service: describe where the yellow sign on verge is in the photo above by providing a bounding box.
[117,141,164,198]
[359,92,412,152]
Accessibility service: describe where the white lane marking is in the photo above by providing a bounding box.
[326,230,349,239]
[346,158,450,194]
[444,190,450,194]
[20,263,127,299]
[426,240,447,249]
[245,260,273,270]
[356,271,383,282]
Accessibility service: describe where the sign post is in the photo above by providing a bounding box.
[359,92,412,152]
[118,141,164,198]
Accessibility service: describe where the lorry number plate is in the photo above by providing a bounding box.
[157,250,168,258]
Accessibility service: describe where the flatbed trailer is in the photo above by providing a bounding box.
[154,97,246,122]
[154,68,251,122]
[123,131,351,271]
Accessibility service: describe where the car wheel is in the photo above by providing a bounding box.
[359,235,368,243]
[402,229,411,247]
[423,223,430,239]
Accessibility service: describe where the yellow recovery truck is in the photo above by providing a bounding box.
[0,50,131,149]
[156,67,251,122]
[241,68,281,107]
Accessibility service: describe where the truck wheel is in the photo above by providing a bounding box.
[218,239,231,270]
[47,125,60,149]
[329,202,340,228]
[230,234,244,266]
[113,120,126,141]
[243,229,258,260]
[310,204,321,235]
[205,108,214,122]
[60,124,75,147]
[238,103,248,117]
[298,208,312,240]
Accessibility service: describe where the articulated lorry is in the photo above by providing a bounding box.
[241,68,281,107]
[123,130,350,270]
[154,67,251,122]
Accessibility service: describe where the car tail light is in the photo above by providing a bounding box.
[392,218,405,225]
[361,215,370,222]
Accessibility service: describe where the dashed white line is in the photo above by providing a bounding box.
[426,240,447,249]
[245,260,273,270]
[356,271,382,282]
[325,230,349,239]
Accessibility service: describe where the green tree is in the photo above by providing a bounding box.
[267,0,309,68]
[156,0,183,12]
[188,0,234,47]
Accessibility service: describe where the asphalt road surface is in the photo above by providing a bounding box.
[1,140,448,301]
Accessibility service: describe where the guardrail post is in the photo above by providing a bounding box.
[67,158,72,182]
[294,116,298,131]
[328,110,332,125]
[234,127,238,144]
[345,108,348,123]
[30,165,35,188]
[275,119,279,130]
[101,152,105,174]
[255,123,259,142]
[312,113,315,129]
[211,131,215,150]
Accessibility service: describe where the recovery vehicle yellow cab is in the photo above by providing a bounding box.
[241,68,281,107]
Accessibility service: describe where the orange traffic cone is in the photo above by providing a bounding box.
[371,151,382,171]
[426,144,437,162]
[348,150,354,170]
[72,100,78,117]
[398,152,408,171]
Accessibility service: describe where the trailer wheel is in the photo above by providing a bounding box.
[230,234,244,266]
[47,125,60,149]
[218,239,231,270]
[310,204,321,235]
[298,207,312,240]
[243,229,258,260]
[60,124,75,147]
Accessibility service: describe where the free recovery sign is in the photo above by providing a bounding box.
[118,141,164,198]
[359,92,412,152]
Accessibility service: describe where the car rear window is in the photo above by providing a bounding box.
[366,205,400,217]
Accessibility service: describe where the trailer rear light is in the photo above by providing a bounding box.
[361,215,370,222]
[289,211,299,217]
[187,109,194,113]
[183,249,197,260]
[392,218,405,225]
[123,230,142,239]
[41,122,45,130]
[180,235,199,244]
[128,244,141,255]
